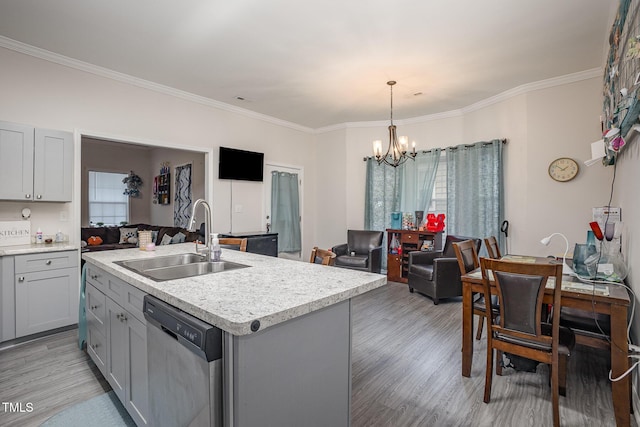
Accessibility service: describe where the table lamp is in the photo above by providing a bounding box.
[540,233,575,276]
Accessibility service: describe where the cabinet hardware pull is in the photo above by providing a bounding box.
[46,260,52,265]
[116,314,121,320]
[90,305,98,310]
[18,276,25,282]
[36,195,42,199]
[25,194,31,199]
[121,315,127,322]
[90,274,98,280]
[91,343,99,349]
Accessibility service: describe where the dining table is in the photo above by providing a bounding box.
[461,254,631,427]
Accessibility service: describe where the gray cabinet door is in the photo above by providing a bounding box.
[14,267,78,337]
[106,297,127,403]
[125,313,149,426]
[86,283,107,376]
[0,121,34,201]
[33,128,73,202]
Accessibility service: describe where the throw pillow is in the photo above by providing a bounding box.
[151,230,159,244]
[171,232,186,244]
[119,227,138,244]
[87,236,103,246]
[159,234,173,246]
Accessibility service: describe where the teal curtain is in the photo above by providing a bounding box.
[445,140,504,253]
[364,158,401,231]
[399,149,441,214]
[271,171,301,253]
[365,158,401,270]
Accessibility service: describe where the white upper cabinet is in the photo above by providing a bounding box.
[0,121,73,202]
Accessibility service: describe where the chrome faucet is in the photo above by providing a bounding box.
[188,199,212,257]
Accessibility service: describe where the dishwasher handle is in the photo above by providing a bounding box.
[161,325,178,340]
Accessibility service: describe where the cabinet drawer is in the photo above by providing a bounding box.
[123,284,146,323]
[403,233,419,243]
[15,250,78,274]
[86,266,126,305]
[86,283,106,334]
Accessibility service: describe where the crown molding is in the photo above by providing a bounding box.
[0,36,314,134]
[1,36,602,135]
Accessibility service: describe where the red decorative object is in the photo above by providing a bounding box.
[426,213,446,232]
[87,236,103,246]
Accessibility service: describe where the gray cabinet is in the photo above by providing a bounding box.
[86,283,107,375]
[0,120,73,202]
[14,250,79,338]
[86,265,148,426]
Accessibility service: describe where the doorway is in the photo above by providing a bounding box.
[263,163,303,260]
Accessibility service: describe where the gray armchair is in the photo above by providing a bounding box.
[407,234,481,304]
[332,230,384,273]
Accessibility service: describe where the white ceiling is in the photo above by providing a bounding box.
[0,0,617,129]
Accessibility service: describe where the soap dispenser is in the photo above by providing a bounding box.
[210,233,222,262]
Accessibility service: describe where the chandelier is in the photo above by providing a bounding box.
[373,80,416,167]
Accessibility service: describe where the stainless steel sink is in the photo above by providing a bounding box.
[115,254,249,281]
[142,261,249,281]
[116,253,207,271]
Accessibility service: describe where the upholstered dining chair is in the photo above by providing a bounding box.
[484,236,502,259]
[219,237,248,252]
[309,247,336,266]
[479,257,575,427]
[453,240,499,342]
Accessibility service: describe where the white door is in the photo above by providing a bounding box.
[263,163,303,259]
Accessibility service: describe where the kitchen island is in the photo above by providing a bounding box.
[82,243,386,427]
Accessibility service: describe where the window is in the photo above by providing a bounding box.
[88,171,129,226]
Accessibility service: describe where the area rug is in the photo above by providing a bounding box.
[40,391,136,427]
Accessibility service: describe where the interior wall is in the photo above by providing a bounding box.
[339,76,610,258]
[614,132,640,343]
[0,46,316,256]
[80,138,152,226]
[148,147,205,226]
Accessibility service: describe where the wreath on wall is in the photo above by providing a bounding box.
[123,171,143,198]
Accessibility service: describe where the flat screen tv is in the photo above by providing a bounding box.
[218,146,264,182]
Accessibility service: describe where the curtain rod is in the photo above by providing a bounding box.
[363,138,507,161]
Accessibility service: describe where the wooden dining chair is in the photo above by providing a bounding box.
[479,257,575,427]
[309,247,336,266]
[453,241,499,343]
[219,237,248,252]
[484,236,502,259]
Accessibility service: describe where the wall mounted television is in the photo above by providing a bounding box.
[218,146,264,182]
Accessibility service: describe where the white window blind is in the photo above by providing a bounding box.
[88,171,129,226]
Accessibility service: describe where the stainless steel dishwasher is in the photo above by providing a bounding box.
[144,295,223,427]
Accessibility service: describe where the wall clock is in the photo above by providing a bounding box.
[548,157,579,182]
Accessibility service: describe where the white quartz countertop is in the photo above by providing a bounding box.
[0,242,78,256]
[82,243,386,336]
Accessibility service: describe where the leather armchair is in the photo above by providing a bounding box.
[407,234,481,304]
[332,230,384,273]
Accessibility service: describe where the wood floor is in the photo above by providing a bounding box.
[0,281,635,427]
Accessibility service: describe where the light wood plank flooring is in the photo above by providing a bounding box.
[0,329,110,427]
[0,281,635,426]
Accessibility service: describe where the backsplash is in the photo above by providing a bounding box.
[0,201,74,245]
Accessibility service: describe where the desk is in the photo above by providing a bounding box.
[461,256,631,426]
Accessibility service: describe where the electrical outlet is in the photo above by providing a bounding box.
[59,211,68,222]
[234,204,243,213]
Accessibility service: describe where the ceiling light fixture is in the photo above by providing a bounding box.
[373,80,417,167]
